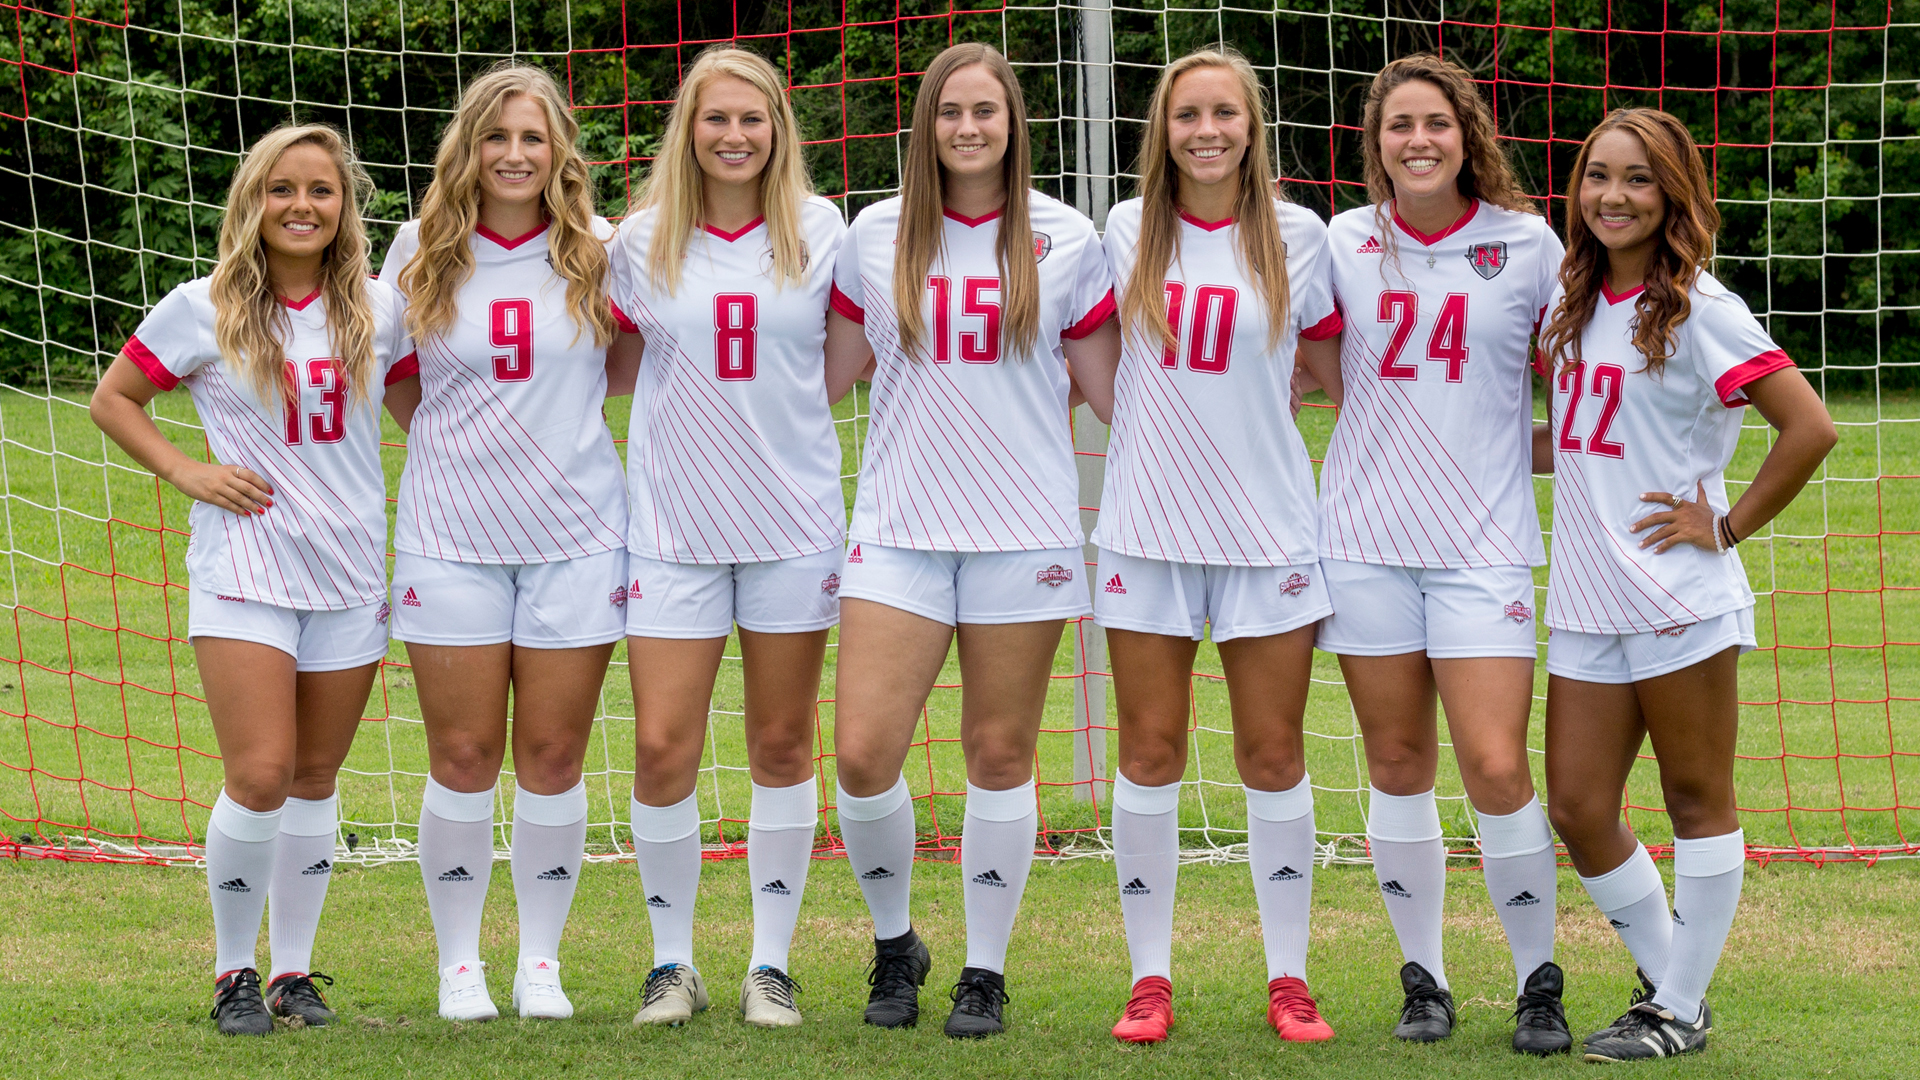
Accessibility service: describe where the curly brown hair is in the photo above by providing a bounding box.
[1361,54,1537,226]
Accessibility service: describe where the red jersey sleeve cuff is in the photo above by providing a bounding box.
[385,351,420,385]
[610,300,640,335]
[830,282,865,324]
[1063,288,1117,340]
[1714,349,1794,406]
[1300,309,1343,341]
[123,336,180,391]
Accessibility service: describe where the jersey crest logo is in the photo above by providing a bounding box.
[1036,565,1073,588]
[1655,623,1693,638]
[1503,600,1532,624]
[847,544,863,563]
[1357,235,1383,254]
[401,587,421,608]
[1279,572,1311,597]
[821,573,841,596]
[759,242,811,275]
[610,584,629,608]
[1466,241,1507,279]
[1104,574,1126,595]
[375,601,391,625]
[1032,232,1053,263]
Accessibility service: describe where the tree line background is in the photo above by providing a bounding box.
[2,0,1913,391]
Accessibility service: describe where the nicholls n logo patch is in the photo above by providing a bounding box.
[1466,241,1507,279]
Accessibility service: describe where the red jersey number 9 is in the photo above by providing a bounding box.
[714,293,758,380]
[490,298,534,382]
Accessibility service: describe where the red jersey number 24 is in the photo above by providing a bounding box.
[1376,291,1469,382]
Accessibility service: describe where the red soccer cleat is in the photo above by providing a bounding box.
[1111,975,1174,1043]
[1267,976,1335,1042]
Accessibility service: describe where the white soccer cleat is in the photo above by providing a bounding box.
[740,966,803,1028]
[632,963,709,1026]
[513,956,574,1020]
[438,960,499,1022]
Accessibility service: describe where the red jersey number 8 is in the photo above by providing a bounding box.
[714,293,757,380]
[490,298,534,382]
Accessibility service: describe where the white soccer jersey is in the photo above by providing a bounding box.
[1320,200,1563,568]
[1543,272,1792,635]
[830,192,1115,552]
[1092,198,1342,565]
[610,196,848,563]
[123,278,416,610]
[380,219,628,564]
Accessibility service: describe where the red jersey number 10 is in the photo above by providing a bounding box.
[1376,291,1470,382]
[1158,282,1239,374]
[490,298,534,382]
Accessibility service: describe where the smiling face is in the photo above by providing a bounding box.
[476,93,553,215]
[932,63,1010,183]
[1579,127,1667,263]
[692,74,775,188]
[258,142,342,268]
[1165,65,1251,198]
[1378,78,1465,204]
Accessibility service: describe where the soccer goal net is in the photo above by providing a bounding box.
[1,1,1913,867]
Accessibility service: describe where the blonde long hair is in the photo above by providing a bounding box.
[1120,47,1291,354]
[635,45,813,294]
[893,44,1039,358]
[398,63,613,348]
[210,124,377,408]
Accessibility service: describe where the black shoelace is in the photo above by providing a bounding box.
[641,964,686,1007]
[1513,989,1566,1029]
[1400,986,1452,1024]
[948,975,1009,1018]
[273,970,334,1009]
[748,967,802,1010]
[866,951,921,999]
[211,968,266,1020]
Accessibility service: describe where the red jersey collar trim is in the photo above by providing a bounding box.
[1601,278,1646,305]
[1390,199,1479,247]
[1178,210,1234,232]
[280,287,322,311]
[703,216,766,242]
[943,206,1004,228]
[475,220,551,250]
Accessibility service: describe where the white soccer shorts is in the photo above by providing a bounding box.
[390,548,629,649]
[625,548,842,639]
[837,542,1092,626]
[187,585,390,671]
[1315,559,1540,659]
[1546,607,1757,684]
[1092,549,1332,642]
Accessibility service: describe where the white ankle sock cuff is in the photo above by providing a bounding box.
[834,776,910,822]
[210,791,282,843]
[965,779,1036,823]
[1113,773,1180,816]
[631,791,700,844]
[1578,842,1664,910]
[1672,829,1745,878]
[1474,797,1552,858]
[277,793,338,838]
[515,781,587,827]
[1365,787,1442,843]
[423,777,496,823]
[1244,774,1313,822]
[750,778,819,832]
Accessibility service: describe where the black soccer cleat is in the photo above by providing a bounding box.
[1510,961,1572,1055]
[1391,961,1455,1042]
[863,928,931,1028]
[1583,1000,1711,1062]
[265,970,337,1027]
[211,968,274,1036]
[1584,967,1659,1047]
[943,967,1009,1038]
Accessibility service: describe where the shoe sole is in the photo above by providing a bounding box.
[742,1014,803,1028]
[1393,1028,1453,1042]
[1275,1027,1335,1043]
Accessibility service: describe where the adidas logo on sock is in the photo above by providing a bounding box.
[1357,234,1384,254]
[1268,865,1303,882]
[1120,877,1151,895]
[860,866,895,880]
[647,894,671,909]
[972,869,1008,888]
[301,859,332,876]
[1609,918,1630,928]
[1672,910,1685,926]
[1104,573,1126,594]
[438,865,474,882]
[1380,879,1412,898]
[1506,890,1542,907]
[759,879,792,896]
[535,865,571,881]
[217,877,250,893]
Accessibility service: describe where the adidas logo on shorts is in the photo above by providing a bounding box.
[1268,865,1303,882]
[215,594,245,603]
[630,579,643,601]
[401,587,422,608]
[1357,235,1384,254]
[847,544,864,564]
[1036,565,1073,588]
[609,584,628,608]
[821,573,840,596]
[301,859,332,877]
[759,879,792,896]
[1104,574,1126,595]
[1506,890,1542,907]
[1120,877,1151,895]
[1380,879,1412,898]
[972,869,1009,888]
[1279,572,1311,597]
[536,865,571,881]
[1504,600,1533,623]
[1655,624,1693,638]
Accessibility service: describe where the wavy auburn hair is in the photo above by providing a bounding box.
[210,124,376,409]
[894,44,1039,359]
[635,45,813,295]
[398,63,614,348]
[1539,108,1720,376]
[1120,47,1290,355]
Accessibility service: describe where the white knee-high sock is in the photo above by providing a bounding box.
[961,779,1037,973]
[836,777,916,940]
[1111,774,1180,984]
[207,791,281,976]
[511,782,587,962]
[419,778,497,971]
[1653,830,1744,1024]
[632,791,701,969]
[1367,786,1448,988]
[1476,796,1558,994]
[1578,841,1672,988]
[1247,776,1318,982]
[268,793,337,980]
[748,778,818,972]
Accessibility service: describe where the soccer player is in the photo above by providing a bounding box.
[1539,108,1834,1062]
[1092,48,1344,1045]
[822,42,1120,1038]
[381,64,639,1021]
[90,125,417,1035]
[608,46,846,1029]
[1316,54,1571,1052]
